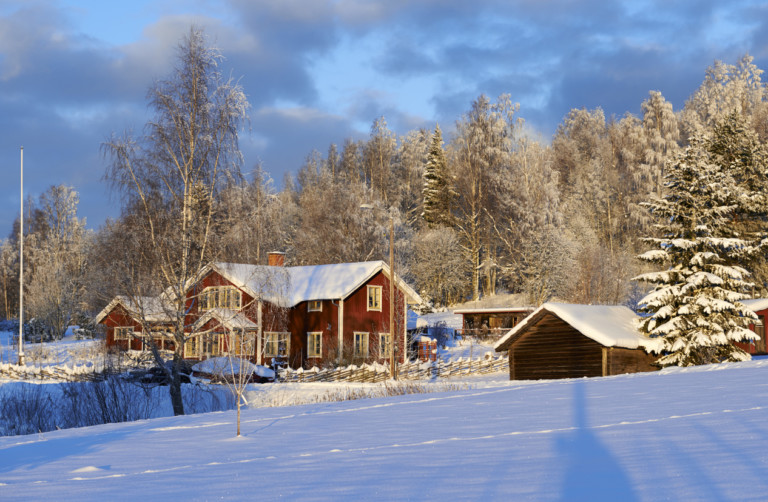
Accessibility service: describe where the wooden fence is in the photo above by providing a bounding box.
[0,363,104,382]
[279,355,509,383]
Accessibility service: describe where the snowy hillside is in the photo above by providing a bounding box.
[2,360,768,500]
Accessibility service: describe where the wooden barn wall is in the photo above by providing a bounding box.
[507,312,659,380]
[509,314,603,380]
[606,347,657,375]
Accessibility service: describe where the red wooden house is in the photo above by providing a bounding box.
[95,257,423,369]
[735,298,768,355]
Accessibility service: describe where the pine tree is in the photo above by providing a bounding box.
[634,129,763,367]
[421,124,455,227]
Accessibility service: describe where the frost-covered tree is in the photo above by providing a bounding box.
[634,131,763,367]
[450,94,520,300]
[25,185,88,339]
[682,54,767,138]
[412,227,467,306]
[422,124,455,227]
[638,91,680,197]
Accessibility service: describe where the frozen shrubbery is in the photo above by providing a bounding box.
[0,379,234,436]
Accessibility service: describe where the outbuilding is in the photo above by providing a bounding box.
[494,303,660,380]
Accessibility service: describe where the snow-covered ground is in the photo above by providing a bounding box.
[2,359,768,500]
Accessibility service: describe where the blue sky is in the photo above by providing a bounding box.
[1,0,767,235]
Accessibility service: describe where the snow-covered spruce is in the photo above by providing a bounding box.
[635,120,768,367]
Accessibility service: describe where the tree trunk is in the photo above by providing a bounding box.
[169,352,185,416]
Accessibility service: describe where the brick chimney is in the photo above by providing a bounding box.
[268,251,285,267]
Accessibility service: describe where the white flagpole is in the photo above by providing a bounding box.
[18,146,24,365]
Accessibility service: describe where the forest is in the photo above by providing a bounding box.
[1,49,767,339]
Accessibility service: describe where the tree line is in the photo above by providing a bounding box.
[1,37,767,339]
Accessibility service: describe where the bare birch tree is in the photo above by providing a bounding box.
[103,27,249,416]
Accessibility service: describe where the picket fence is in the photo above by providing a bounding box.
[278,355,509,383]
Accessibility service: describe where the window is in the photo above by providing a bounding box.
[379,332,391,358]
[367,286,382,311]
[203,334,223,356]
[114,326,133,341]
[264,332,291,358]
[354,332,369,358]
[199,286,242,311]
[184,336,201,358]
[308,300,322,312]
[307,332,322,358]
[147,329,170,351]
[232,331,256,356]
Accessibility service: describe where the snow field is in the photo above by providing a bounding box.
[1,359,767,500]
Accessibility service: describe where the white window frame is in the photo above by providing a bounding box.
[354,332,369,358]
[114,326,133,341]
[200,286,242,311]
[264,332,291,358]
[367,285,382,312]
[379,332,391,358]
[307,332,322,358]
[308,300,323,312]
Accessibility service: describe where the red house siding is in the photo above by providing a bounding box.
[339,271,406,365]
[102,304,143,351]
[288,299,339,367]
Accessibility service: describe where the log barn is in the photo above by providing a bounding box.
[494,303,660,380]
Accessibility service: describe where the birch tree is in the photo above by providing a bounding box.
[103,27,249,415]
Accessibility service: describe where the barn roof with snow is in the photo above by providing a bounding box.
[495,302,661,352]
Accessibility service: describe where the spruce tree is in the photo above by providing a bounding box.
[635,122,766,366]
[422,124,455,227]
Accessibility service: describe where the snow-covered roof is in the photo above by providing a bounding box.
[94,295,173,325]
[742,298,768,313]
[193,308,258,331]
[212,260,423,307]
[191,357,274,378]
[414,310,463,330]
[494,302,662,352]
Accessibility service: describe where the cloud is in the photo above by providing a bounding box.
[1,0,768,236]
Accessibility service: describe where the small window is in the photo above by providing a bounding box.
[307,332,322,358]
[367,286,382,311]
[379,332,391,358]
[264,332,291,358]
[308,300,322,312]
[114,326,133,341]
[354,332,369,358]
